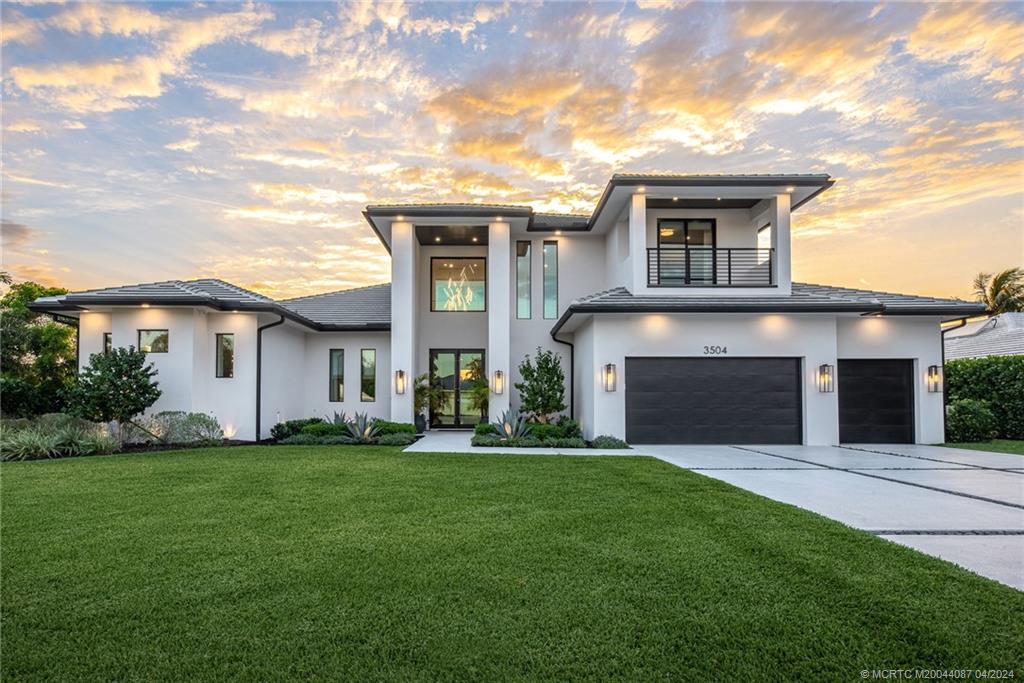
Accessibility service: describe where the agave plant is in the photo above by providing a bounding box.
[490,408,532,440]
[328,411,349,425]
[346,412,380,442]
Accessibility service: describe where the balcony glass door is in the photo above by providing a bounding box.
[657,219,717,285]
[430,349,486,428]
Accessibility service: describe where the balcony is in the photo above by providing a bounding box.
[646,247,775,287]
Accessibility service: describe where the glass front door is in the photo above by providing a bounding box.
[430,349,486,428]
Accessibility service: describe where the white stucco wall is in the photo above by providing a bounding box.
[837,316,945,444]
[190,311,258,440]
[302,332,391,422]
[77,312,111,366]
[509,234,606,419]
[259,322,307,438]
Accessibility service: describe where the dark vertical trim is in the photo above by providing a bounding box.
[551,334,574,421]
[255,315,285,442]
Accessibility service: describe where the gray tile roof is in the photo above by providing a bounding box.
[531,213,591,231]
[551,283,986,334]
[278,284,391,329]
[28,279,390,331]
[945,313,1024,360]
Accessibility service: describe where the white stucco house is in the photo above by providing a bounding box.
[31,173,985,444]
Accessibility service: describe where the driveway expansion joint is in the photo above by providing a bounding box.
[730,446,1024,511]
[870,530,1024,536]
[838,444,1024,475]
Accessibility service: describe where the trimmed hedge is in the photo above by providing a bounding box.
[374,421,416,436]
[474,423,495,436]
[527,418,582,440]
[946,356,1024,439]
[591,435,629,449]
[945,399,998,443]
[300,422,349,437]
[378,433,416,446]
[270,418,324,441]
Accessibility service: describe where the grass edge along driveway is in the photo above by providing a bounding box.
[3,446,1022,681]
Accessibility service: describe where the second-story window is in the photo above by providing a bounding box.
[516,241,531,319]
[103,332,112,354]
[329,349,344,401]
[543,241,558,319]
[431,258,485,312]
[361,349,376,402]
[138,329,169,353]
[216,333,234,378]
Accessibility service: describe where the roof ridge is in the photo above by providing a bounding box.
[187,278,274,302]
[278,282,390,303]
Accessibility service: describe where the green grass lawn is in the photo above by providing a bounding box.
[942,439,1024,456]
[3,447,1022,680]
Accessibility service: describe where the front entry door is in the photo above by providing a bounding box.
[430,349,486,428]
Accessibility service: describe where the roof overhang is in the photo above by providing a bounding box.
[27,298,390,333]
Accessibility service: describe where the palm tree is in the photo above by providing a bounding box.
[973,268,1023,314]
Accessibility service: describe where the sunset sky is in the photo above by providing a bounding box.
[2,1,1021,300]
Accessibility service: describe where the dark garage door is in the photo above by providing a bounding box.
[624,357,802,444]
[838,359,915,444]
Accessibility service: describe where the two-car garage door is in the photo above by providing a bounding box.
[625,357,802,444]
[624,357,916,445]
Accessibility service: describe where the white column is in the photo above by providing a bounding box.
[487,221,511,418]
[629,192,647,293]
[771,193,792,294]
[390,221,416,423]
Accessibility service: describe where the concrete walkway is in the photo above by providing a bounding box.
[644,444,1024,590]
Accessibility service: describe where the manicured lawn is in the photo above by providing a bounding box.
[942,439,1024,456]
[3,447,1022,680]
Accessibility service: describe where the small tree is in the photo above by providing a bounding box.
[514,347,566,423]
[66,347,162,441]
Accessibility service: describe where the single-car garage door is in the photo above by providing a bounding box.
[838,359,915,444]
[625,357,802,444]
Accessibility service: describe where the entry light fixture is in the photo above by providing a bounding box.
[394,369,407,395]
[492,370,505,395]
[927,365,943,393]
[817,364,835,393]
[603,363,617,392]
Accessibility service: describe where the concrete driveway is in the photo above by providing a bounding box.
[640,444,1024,590]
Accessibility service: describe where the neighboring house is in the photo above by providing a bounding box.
[945,313,1024,360]
[31,173,985,444]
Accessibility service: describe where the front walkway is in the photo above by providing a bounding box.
[645,444,1024,590]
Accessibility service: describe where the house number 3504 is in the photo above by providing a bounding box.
[703,345,728,355]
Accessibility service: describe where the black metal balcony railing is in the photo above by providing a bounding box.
[647,247,775,287]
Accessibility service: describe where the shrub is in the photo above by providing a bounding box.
[474,422,497,437]
[123,411,224,445]
[373,421,416,436]
[319,435,360,445]
[541,437,587,448]
[529,418,582,441]
[471,435,543,448]
[591,435,629,449]
[945,399,998,443]
[0,418,32,432]
[301,422,348,438]
[66,347,161,441]
[279,434,321,445]
[515,348,566,423]
[945,356,1024,439]
[471,434,503,447]
[270,417,324,441]
[35,413,96,431]
[1,422,119,461]
[378,433,416,446]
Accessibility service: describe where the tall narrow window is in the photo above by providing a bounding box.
[329,349,344,402]
[215,333,234,378]
[516,241,531,319]
[103,332,112,354]
[361,349,376,402]
[138,329,169,353]
[543,241,558,319]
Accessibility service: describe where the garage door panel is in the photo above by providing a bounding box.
[625,357,802,444]
[838,359,914,444]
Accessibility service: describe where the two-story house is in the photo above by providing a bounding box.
[31,173,985,444]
